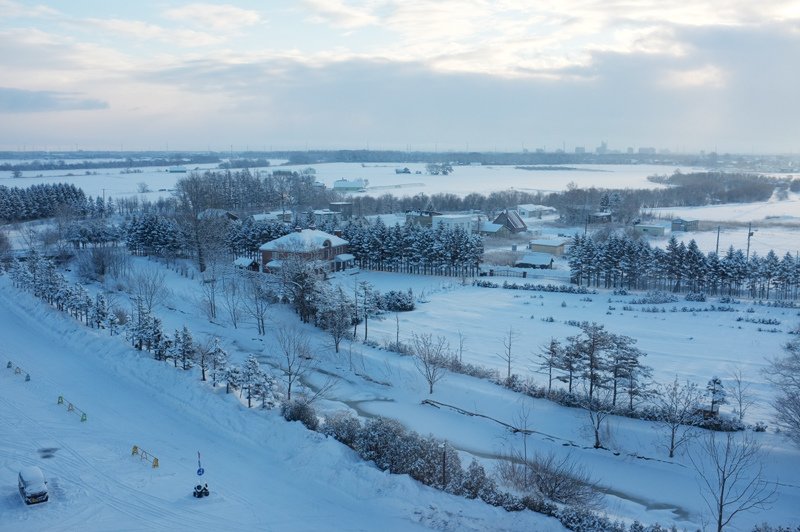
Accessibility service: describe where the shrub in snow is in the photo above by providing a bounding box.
[555,507,627,532]
[753,421,768,432]
[685,291,706,302]
[696,413,745,432]
[460,459,499,502]
[442,354,497,380]
[281,399,319,430]
[381,289,415,312]
[519,495,557,517]
[354,417,412,473]
[383,340,414,356]
[629,292,678,305]
[322,411,361,447]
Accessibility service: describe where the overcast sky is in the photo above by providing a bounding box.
[1,0,799,154]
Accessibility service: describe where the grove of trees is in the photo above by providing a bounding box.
[568,234,800,300]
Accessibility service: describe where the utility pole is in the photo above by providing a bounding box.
[715,226,720,255]
[440,441,447,489]
[746,223,755,260]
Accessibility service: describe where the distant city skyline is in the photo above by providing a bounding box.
[1,1,799,154]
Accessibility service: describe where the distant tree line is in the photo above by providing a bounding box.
[0,183,87,223]
[568,234,800,300]
[345,172,796,223]
[0,154,220,172]
[280,148,724,167]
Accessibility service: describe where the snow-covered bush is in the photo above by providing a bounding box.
[322,411,361,447]
[443,354,497,380]
[685,291,706,302]
[354,417,411,473]
[555,507,627,532]
[629,292,678,305]
[752,524,800,531]
[383,340,414,355]
[460,458,499,502]
[380,289,415,312]
[281,399,319,430]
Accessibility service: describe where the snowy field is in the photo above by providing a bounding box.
[2,257,800,530]
[1,162,694,202]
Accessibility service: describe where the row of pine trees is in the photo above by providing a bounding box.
[568,234,800,300]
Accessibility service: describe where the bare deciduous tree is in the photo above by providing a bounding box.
[129,267,167,314]
[497,326,519,382]
[689,431,776,532]
[498,449,600,508]
[729,367,755,424]
[766,336,800,446]
[220,275,243,328]
[456,329,466,363]
[195,337,217,381]
[241,271,272,335]
[199,262,225,320]
[412,332,449,394]
[582,383,613,449]
[275,326,312,401]
[654,377,701,458]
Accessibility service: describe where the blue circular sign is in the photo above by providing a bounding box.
[197,468,205,476]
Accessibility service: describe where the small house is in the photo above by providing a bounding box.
[588,212,611,224]
[333,178,368,192]
[259,229,350,272]
[252,211,293,223]
[405,210,442,227]
[478,222,508,237]
[529,239,567,256]
[432,214,473,233]
[672,218,699,232]
[233,257,260,271]
[517,204,557,218]
[493,210,527,233]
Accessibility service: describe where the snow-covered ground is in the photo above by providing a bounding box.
[3,256,800,531]
[0,273,564,532]
[1,162,694,202]
[644,192,800,257]
[3,159,800,530]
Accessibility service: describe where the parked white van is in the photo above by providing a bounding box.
[18,466,49,505]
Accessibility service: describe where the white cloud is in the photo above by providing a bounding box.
[302,0,379,29]
[663,65,727,89]
[0,0,59,19]
[83,18,226,47]
[162,3,263,31]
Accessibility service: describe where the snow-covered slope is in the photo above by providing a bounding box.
[0,276,563,531]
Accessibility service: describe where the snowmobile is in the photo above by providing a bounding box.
[192,483,209,498]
